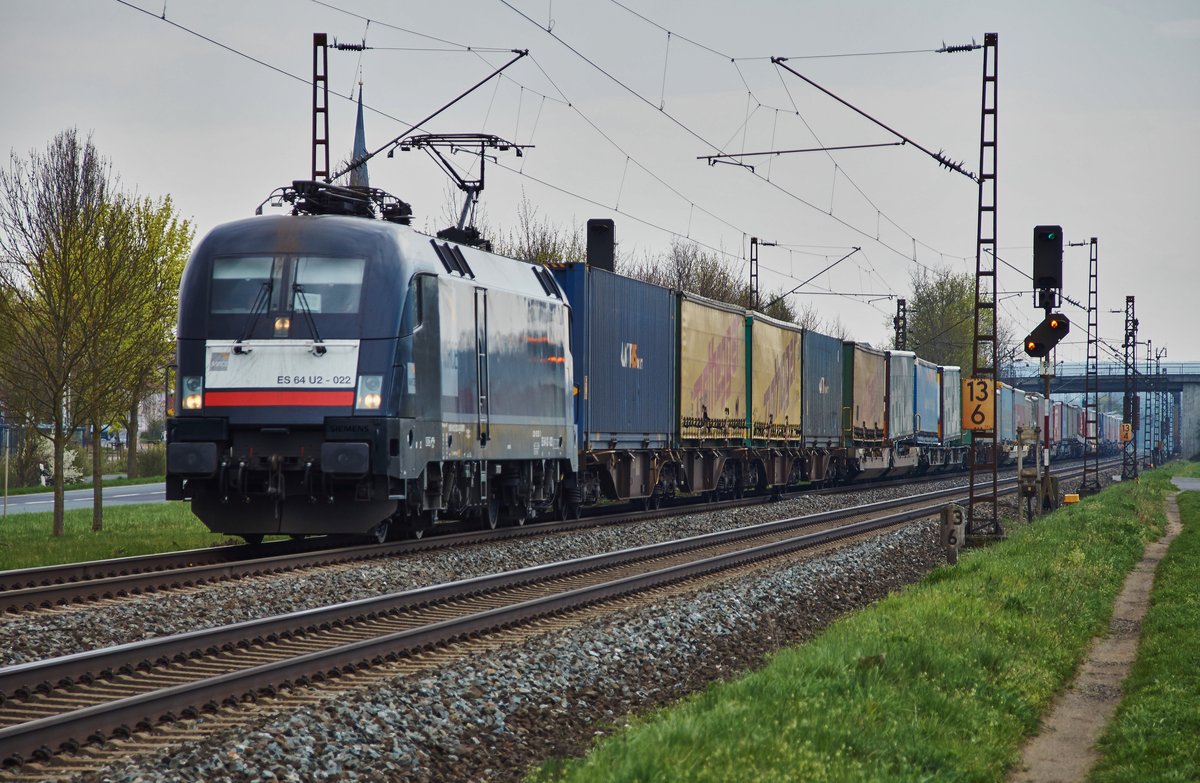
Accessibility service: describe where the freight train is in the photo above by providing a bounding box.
[165,181,1121,542]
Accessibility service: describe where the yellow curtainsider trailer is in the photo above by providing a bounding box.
[678,293,747,443]
[747,312,803,443]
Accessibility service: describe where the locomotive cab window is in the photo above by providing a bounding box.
[292,257,365,314]
[210,256,275,314]
[209,256,367,338]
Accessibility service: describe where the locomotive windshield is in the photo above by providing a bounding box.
[210,255,366,320]
[211,256,275,314]
[291,257,365,314]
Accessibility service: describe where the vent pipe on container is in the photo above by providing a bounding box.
[586,218,615,271]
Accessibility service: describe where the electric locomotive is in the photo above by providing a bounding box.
[166,182,577,542]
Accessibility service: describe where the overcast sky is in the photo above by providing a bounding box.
[4,0,1198,363]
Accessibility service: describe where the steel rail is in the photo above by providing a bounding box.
[0,461,1116,766]
[0,468,993,612]
[0,493,968,766]
[0,458,1115,615]
[0,465,1081,699]
[0,477,983,697]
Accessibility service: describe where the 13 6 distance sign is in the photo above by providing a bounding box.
[962,377,995,431]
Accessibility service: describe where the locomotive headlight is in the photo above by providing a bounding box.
[182,376,204,411]
[356,375,383,410]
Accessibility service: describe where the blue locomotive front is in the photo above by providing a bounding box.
[167,212,576,541]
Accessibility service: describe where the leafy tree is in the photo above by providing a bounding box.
[0,129,113,535]
[894,265,1014,372]
[0,130,191,534]
[109,197,191,481]
[75,194,192,529]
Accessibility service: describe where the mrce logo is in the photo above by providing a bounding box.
[620,342,644,370]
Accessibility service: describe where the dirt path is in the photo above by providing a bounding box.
[1007,492,1183,783]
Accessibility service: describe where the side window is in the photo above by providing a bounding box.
[399,274,430,336]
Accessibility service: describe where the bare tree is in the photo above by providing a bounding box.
[625,238,798,323]
[0,130,113,535]
[491,194,586,265]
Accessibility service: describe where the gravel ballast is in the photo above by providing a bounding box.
[1,476,989,666]
[3,471,1114,782]
[86,518,945,783]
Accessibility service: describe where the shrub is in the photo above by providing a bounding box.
[135,444,165,477]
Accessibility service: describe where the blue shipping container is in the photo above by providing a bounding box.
[914,358,940,444]
[801,329,843,446]
[549,263,677,450]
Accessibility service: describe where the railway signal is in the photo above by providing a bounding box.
[1023,313,1070,358]
[1033,225,1064,290]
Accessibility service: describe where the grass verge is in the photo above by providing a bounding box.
[1088,486,1200,782]
[530,465,1193,783]
[0,503,240,571]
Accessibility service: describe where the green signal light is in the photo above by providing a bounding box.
[1046,232,1056,240]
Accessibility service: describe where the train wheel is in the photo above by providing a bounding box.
[371,520,390,545]
[242,534,264,546]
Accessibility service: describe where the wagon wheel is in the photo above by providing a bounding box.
[409,514,430,540]
[242,533,264,546]
[371,520,390,544]
[557,490,581,521]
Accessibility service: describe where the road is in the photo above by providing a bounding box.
[0,483,167,516]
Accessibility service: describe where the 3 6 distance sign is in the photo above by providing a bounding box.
[962,377,995,431]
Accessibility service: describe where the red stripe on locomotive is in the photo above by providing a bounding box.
[205,390,355,407]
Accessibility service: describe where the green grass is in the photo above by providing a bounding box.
[2,475,165,497]
[529,464,1195,783]
[1089,485,1200,782]
[0,502,240,570]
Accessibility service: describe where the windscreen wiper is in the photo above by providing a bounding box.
[293,283,327,356]
[233,280,272,354]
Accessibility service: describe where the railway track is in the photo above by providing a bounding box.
[0,461,1102,615]
[0,461,1107,771]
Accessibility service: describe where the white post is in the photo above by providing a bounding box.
[3,425,9,519]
